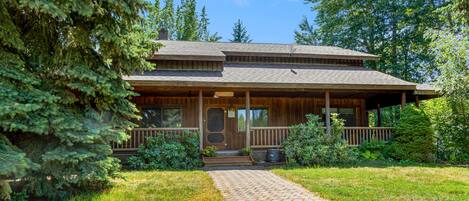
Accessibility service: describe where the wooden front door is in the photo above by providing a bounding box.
[205,107,226,149]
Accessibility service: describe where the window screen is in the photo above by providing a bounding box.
[140,108,182,128]
[237,108,268,132]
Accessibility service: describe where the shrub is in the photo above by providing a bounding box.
[128,131,202,170]
[202,146,218,157]
[359,140,387,160]
[388,106,436,162]
[241,147,252,156]
[283,114,357,166]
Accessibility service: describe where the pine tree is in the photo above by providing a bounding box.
[0,0,156,199]
[160,0,175,39]
[198,6,210,41]
[198,6,222,42]
[145,0,161,39]
[297,0,443,82]
[294,17,320,45]
[177,0,198,40]
[230,19,252,43]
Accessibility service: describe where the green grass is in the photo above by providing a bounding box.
[272,162,469,201]
[71,171,222,201]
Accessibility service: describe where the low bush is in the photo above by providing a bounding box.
[283,114,357,166]
[358,140,387,160]
[127,130,202,170]
[388,106,436,163]
[241,147,251,156]
[202,146,217,157]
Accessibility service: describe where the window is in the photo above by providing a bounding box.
[322,107,356,126]
[140,108,182,128]
[237,108,268,132]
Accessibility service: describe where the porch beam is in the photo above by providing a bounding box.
[198,90,203,150]
[246,91,251,148]
[401,92,406,109]
[325,90,331,135]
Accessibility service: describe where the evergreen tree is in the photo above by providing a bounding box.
[198,6,222,42]
[0,0,155,199]
[145,0,161,39]
[198,6,210,41]
[296,0,443,82]
[160,0,175,39]
[294,17,319,45]
[230,19,252,43]
[177,0,198,40]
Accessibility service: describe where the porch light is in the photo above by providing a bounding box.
[213,91,234,98]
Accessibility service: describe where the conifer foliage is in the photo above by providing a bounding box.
[0,0,155,199]
[230,19,252,43]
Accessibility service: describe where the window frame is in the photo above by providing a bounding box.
[139,106,183,128]
[236,107,269,133]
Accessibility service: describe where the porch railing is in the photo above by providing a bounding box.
[112,127,199,151]
[250,127,393,148]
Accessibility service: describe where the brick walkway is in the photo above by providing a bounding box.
[206,167,324,201]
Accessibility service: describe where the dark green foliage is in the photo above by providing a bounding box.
[202,145,217,157]
[128,131,202,170]
[358,140,387,160]
[230,19,252,43]
[389,106,436,162]
[151,0,220,41]
[283,114,357,166]
[424,0,468,163]
[297,0,444,82]
[241,147,251,156]
[0,0,155,199]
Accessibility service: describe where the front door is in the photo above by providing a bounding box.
[205,107,226,149]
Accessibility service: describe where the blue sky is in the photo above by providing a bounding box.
[198,0,316,43]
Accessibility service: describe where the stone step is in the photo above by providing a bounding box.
[215,150,242,157]
[203,156,253,167]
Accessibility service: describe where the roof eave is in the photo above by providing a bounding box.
[126,80,416,91]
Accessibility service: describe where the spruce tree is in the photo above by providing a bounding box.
[177,0,198,40]
[160,0,175,39]
[0,0,155,199]
[230,19,252,43]
[198,6,222,42]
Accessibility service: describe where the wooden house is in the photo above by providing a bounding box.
[112,40,437,162]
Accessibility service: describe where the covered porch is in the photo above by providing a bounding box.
[112,87,423,152]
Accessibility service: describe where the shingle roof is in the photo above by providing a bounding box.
[151,40,379,61]
[125,63,416,90]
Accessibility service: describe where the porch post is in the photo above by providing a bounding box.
[198,90,203,150]
[245,91,251,148]
[401,92,406,110]
[415,95,420,108]
[377,103,381,127]
[325,90,331,135]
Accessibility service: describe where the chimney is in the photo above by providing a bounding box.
[158,28,169,40]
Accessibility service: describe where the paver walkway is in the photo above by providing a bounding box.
[206,167,324,201]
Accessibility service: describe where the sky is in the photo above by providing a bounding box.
[198,0,316,44]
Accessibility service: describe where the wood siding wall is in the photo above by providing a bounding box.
[152,60,224,71]
[133,96,368,149]
[226,56,364,66]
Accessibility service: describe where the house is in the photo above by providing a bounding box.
[112,39,437,162]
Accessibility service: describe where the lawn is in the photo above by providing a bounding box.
[272,162,469,201]
[71,171,222,201]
